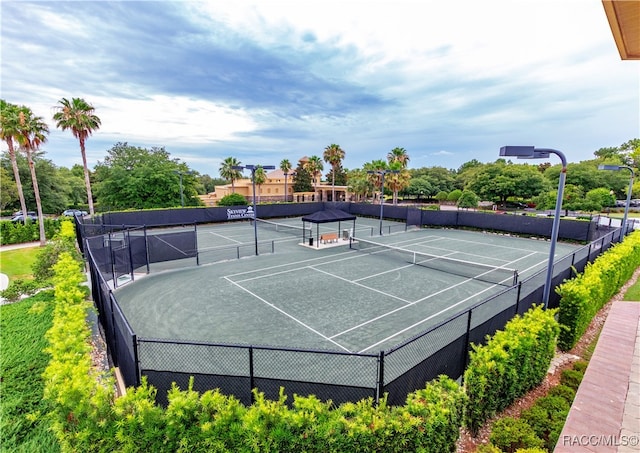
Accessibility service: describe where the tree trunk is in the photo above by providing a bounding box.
[26,149,46,246]
[79,138,95,216]
[7,141,28,225]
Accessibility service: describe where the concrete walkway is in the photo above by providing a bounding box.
[555,301,640,452]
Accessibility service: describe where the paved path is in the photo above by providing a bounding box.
[555,301,640,452]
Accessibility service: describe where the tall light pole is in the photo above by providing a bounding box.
[599,165,634,237]
[233,164,275,255]
[500,146,567,309]
[367,170,399,235]
[173,170,193,207]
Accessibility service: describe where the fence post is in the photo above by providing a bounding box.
[194,223,200,266]
[376,350,385,405]
[144,226,150,273]
[249,346,255,404]
[460,310,473,385]
[515,282,522,314]
[133,335,141,386]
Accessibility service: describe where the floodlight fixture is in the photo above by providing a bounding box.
[499,146,567,309]
[598,164,634,237]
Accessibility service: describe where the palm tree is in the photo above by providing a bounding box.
[364,159,388,203]
[280,158,292,202]
[304,155,324,199]
[0,100,29,223]
[53,97,101,215]
[219,157,242,193]
[387,148,411,205]
[253,165,267,203]
[323,144,345,202]
[16,107,49,245]
[387,147,410,168]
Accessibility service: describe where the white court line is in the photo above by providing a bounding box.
[223,248,362,279]
[356,252,543,353]
[223,276,351,352]
[206,231,243,244]
[331,272,494,341]
[312,266,412,305]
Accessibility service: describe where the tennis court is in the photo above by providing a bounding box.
[115,218,580,353]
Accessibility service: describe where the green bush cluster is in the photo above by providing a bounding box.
[463,306,560,434]
[485,361,585,452]
[0,217,61,245]
[557,230,640,350]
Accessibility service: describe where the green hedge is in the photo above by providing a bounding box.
[463,306,560,434]
[557,231,640,350]
[0,218,61,245]
[43,251,467,452]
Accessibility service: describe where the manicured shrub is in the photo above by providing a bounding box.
[464,306,559,434]
[547,384,576,402]
[489,417,544,453]
[0,218,61,245]
[558,231,640,350]
[560,369,584,391]
[521,396,570,450]
[32,220,81,283]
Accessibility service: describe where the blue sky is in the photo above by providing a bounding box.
[1,1,638,176]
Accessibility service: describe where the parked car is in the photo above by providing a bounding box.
[62,209,88,217]
[11,213,38,222]
[13,210,37,216]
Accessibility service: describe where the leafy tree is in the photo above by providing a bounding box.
[0,166,17,210]
[57,166,88,207]
[347,169,374,202]
[292,161,313,193]
[219,157,242,193]
[1,153,73,214]
[197,174,224,195]
[93,142,200,210]
[406,177,434,200]
[0,100,29,222]
[466,162,546,204]
[436,191,449,203]
[53,97,101,215]
[585,187,615,209]
[410,166,458,194]
[325,165,347,187]
[323,144,345,202]
[457,190,479,209]
[217,192,248,206]
[447,189,462,203]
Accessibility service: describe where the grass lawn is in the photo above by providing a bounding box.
[0,247,40,282]
[623,278,640,301]
[0,291,59,452]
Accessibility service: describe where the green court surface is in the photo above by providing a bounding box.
[115,217,580,354]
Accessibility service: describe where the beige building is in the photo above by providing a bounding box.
[199,168,351,207]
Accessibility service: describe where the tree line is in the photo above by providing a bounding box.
[2,97,639,225]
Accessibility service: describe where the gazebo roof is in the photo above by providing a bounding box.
[301,209,356,224]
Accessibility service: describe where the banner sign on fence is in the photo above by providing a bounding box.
[227,206,255,220]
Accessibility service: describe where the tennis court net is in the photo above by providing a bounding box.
[350,237,518,286]
[252,218,312,237]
